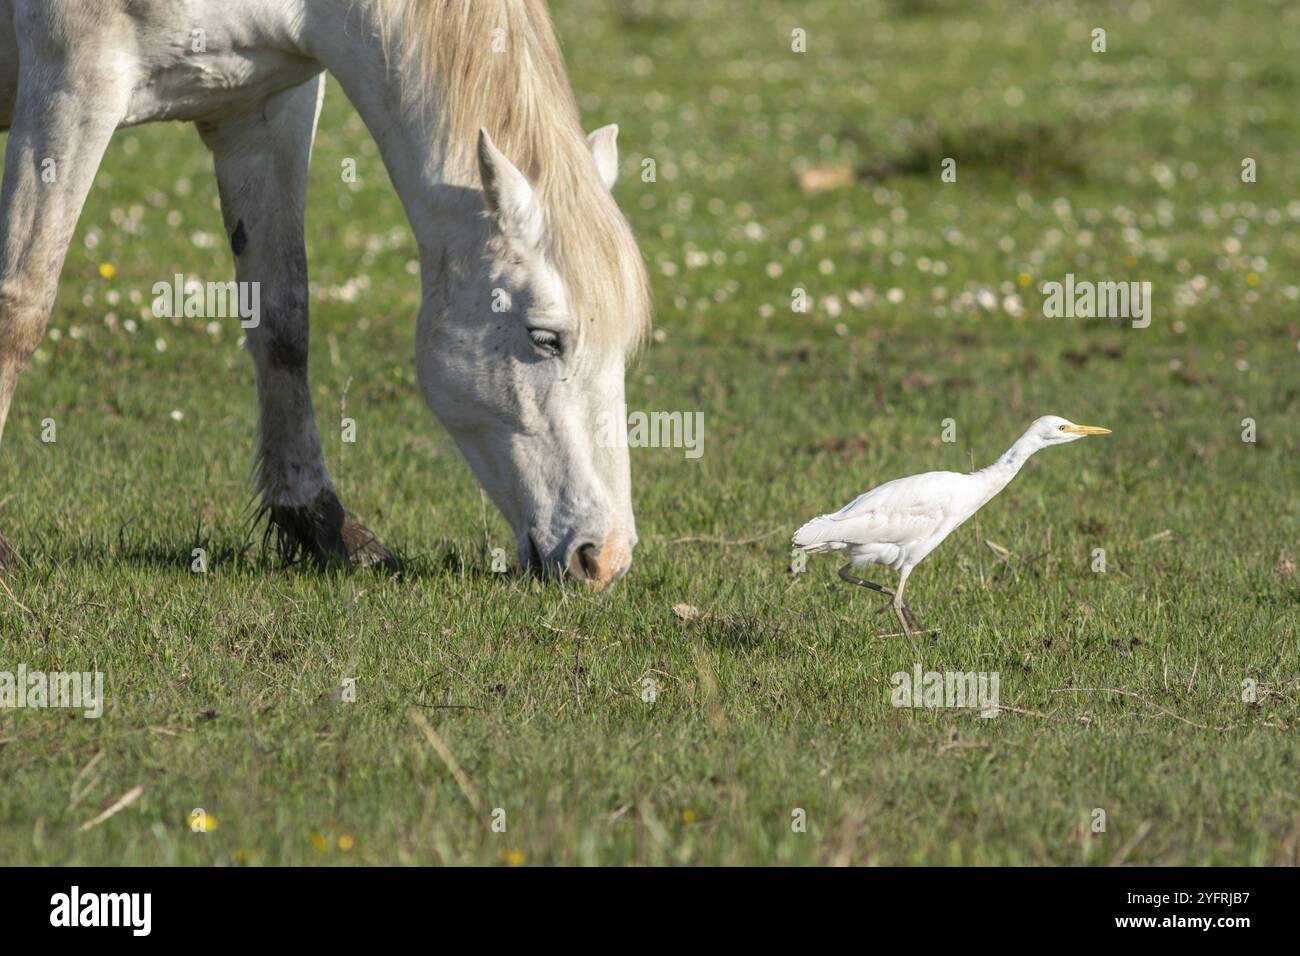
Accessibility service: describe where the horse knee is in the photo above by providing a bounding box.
[0,284,51,369]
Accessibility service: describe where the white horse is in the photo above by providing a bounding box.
[0,0,651,587]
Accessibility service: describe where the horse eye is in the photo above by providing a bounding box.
[528,328,562,356]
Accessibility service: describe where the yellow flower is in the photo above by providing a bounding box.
[337,834,355,852]
[681,809,696,824]
[309,832,329,852]
[98,263,116,279]
[501,849,525,867]
[187,811,218,832]
[1016,272,1031,287]
[1246,272,1260,287]
[1124,255,1137,268]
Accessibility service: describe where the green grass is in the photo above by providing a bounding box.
[2,0,1299,865]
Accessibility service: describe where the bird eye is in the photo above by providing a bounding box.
[1058,424,1067,431]
[528,328,562,356]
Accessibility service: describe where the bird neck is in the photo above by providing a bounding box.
[975,432,1042,496]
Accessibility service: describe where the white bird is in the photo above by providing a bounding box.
[793,416,1111,652]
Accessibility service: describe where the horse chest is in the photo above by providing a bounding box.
[123,45,322,127]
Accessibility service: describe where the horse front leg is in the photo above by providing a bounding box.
[0,36,129,568]
[198,77,391,569]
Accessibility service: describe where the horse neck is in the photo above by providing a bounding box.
[302,5,490,277]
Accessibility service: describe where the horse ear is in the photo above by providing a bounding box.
[477,128,543,247]
[587,124,619,190]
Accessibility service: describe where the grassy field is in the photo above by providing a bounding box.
[1,0,1298,865]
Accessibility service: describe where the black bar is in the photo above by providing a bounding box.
[0,866,1286,941]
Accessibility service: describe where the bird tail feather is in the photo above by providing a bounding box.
[791,515,845,553]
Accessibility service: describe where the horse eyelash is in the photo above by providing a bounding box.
[528,328,563,356]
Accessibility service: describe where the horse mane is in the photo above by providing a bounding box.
[378,0,651,357]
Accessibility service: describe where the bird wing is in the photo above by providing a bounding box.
[793,471,971,550]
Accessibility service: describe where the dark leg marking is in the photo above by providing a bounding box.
[263,318,309,369]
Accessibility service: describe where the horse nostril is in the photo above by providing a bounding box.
[574,542,600,580]
[566,538,632,590]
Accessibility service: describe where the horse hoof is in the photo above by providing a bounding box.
[341,515,394,570]
[264,491,393,570]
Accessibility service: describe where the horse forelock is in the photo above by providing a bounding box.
[379,0,652,358]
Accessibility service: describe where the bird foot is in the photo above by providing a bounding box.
[891,605,920,656]
[875,599,921,630]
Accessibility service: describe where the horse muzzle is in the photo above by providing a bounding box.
[524,530,632,590]
[565,531,634,591]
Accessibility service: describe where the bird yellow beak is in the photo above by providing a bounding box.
[1060,424,1111,436]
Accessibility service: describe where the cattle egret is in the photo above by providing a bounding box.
[793,416,1111,652]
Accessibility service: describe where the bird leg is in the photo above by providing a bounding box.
[837,564,920,625]
[897,601,923,631]
[892,569,922,655]
[837,564,920,655]
[892,603,920,656]
[837,563,895,597]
